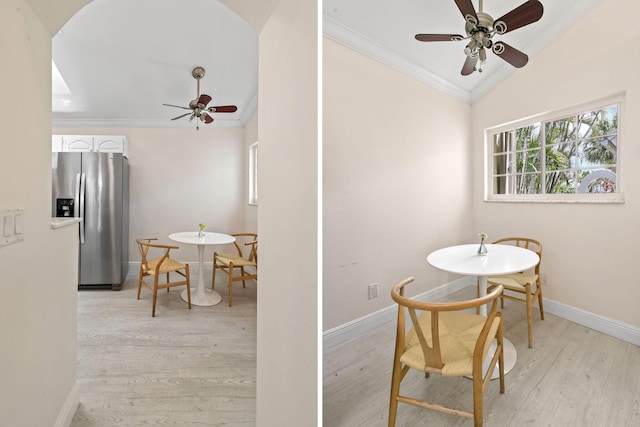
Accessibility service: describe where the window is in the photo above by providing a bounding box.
[486,94,623,203]
[249,142,258,205]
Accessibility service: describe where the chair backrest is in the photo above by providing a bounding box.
[231,233,258,264]
[492,237,542,274]
[136,237,179,274]
[390,277,503,372]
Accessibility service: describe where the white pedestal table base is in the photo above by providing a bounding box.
[181,287,222,307]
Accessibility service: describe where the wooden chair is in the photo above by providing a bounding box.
[389,277,504,427]
[212,233,257,307]
[487,237,543,348]
[136,238,191,317]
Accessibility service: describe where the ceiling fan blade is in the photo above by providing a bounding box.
[492,41,529,68]
[202,113,214,124]
[494,0,543,34]
[163,103,191,110]
[454,0,478,25]
[461,55,478,75]
[415,34,465,42]
[207,105,238,113]
[171,112,191,121]
[197,94,212,107]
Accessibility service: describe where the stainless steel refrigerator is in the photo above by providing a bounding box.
[52,152,129,290]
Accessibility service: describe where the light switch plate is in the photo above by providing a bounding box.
[2,215,13,238]
[0,208,24,247]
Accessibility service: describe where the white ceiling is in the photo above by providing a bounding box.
[52,0,258,128]
[52,0,604,129]
[323,0,603,104]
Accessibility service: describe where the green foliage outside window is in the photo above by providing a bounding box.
[492,104,618,195]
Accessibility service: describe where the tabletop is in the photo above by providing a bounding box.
[427,243,540,277]
[169,231,235,246]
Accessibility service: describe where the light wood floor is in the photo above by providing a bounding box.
[323,285,640,426]
[71,271,257,426]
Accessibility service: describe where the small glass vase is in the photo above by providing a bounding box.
[477,241,487,256]
[198,229,205,237]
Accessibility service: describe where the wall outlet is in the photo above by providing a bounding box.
[368,283,379,299]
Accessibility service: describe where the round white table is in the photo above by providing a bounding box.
[169,232,235,306]
[427,243,540,378]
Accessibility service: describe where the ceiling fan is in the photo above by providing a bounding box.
[415,0,543,75]
[163,66,237,129]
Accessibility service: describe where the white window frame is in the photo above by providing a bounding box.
[249,142,258,205]
[484,93,625,204]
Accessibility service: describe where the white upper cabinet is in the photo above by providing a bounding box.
[94,136,127,155]
[62,135,94,152]
[53,135,128,157]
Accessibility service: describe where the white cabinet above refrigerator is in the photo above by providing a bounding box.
[52,135,128,157]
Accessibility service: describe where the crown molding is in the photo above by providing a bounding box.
[325,0,604,106]
[51,118,245,129]
[323,16,472,105]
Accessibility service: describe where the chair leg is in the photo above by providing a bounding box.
[166,272,170,292]
[472,370,484,427]
[388,359,402,427]
[228,263,234,307]
[211,258,218,289]
[152,279,158,317]
[537,281,545,320]
[241,266,247,288]
[525,284,533,348]
[137,269,143,300]
[497,320,505,394]
[185,265,192,309]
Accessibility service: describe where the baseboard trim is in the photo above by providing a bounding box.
[55,380,79,427]
[323,281,640,349]
[543,299,640,346]
[323,277,475,350]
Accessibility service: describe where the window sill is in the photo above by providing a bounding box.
[484,194,625,204]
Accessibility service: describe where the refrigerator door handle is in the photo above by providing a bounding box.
[76,172,86,244]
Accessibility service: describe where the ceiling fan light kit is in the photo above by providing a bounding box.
[415,0,543,75]
[163,66,238,130]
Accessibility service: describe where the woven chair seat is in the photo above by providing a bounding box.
[402,311,501,376]
[145,257,188,275]
[488,273,538,291]
[216,253,256,267]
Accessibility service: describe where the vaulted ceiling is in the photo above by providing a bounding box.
[323,0,603,104]
[51,0,604,129]
[52,0,258,128]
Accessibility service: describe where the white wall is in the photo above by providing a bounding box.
[256,0,318,425]
[323,38,473,330]
[472,0,640,328]
[0,1,79,425]
[244,111,259,233]
[53,126,249,262]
